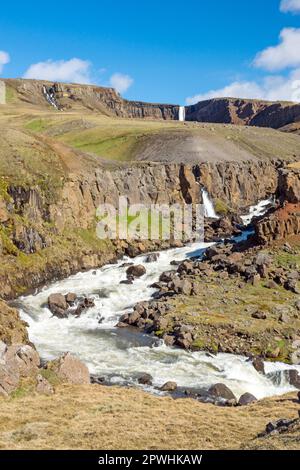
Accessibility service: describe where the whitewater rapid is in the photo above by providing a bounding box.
[17,197,300,400]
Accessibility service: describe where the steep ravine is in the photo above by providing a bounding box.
[0,160,280,299]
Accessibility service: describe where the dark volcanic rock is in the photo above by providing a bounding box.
[48,293,68,318]
[252,357,265,375]
[160,381,177,392]
[238,393,257,406]
[208,383,236,402]
[65,292,77,304]
[138,373,153,385]
[284,369,300,389]
[126,265,146,279]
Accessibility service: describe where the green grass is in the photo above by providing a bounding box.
[25,118,53,133]
[274,247,300,269]
[214,199,231,216]
[5,85,17,104]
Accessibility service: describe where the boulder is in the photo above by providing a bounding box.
[284,370,300,389]
[138,373,153,385]
[265,419,291,434]
[159,271,176,283]
[163,335,175,347]
[285,279,300,294]
[252,357,265,375]
[145,253,160,263]
[160,381,177,392]
[177,261,195,275]
[48,293,68,318]
[208,383,236,401]
[255,253,273,267]
[172,278,192,296]
[0,363,19,397]
[126,265,146,279]
[251,311,267,320]
[65,293,77,304]
[5,344,40,377]
[238,393,257,406]
[36,374,54,395]
[47,352,90,385]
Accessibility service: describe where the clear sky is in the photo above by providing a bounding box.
[1,0,300,104]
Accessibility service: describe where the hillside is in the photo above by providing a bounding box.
[2,79,300,133]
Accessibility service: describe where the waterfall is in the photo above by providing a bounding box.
[202,189,219,219]
[178,106,185,122]
[42,85,58,110]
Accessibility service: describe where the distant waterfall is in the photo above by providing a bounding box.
[42,85,58,110]
[178,106,185,121]
[202,189,219,219]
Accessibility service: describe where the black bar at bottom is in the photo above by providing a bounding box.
[0,450,298,466]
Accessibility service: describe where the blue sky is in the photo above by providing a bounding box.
[1,0,300,104]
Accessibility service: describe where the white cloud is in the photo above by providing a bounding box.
[23,58,92,84]
[186,69,300,104]
[186,81,264,104]
[254,28,300,71]
[280,0,300,13]
[109,73,134,94]
[0,51,10,74]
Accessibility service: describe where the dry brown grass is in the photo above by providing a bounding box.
[288,161,300,169]
[0,384,299,450]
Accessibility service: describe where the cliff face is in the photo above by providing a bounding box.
[185,98,300,130]
[256,167,300,243]
[4,79,180,120]
[42,160,280,232]
[0,158,281,299]
[4,79,300,130]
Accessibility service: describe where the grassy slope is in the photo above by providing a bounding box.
[0,384,298,450]
[2,101,299,164]
[34,116,300,163]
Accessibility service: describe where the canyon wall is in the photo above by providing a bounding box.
[0,159,281,299]
[5,79,300,129]
[4,79,180,120]
[185,98,300,130]
[256,167,300,243]
[47,160,280,232]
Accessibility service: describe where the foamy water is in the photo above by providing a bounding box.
[17,200,300,400]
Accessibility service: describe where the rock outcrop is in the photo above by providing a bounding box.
[4,79,180,120]
[5,79,300,131]
[0,300,29,345]
[46,352,90,385]
[185,97,300,130]
[0,158,280,299]
[0,341,40,397]
[256,167,300,244]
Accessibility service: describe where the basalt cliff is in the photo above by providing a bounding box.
[185,97,300,132]
[3,79,300,132]
[0,157,280,299]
